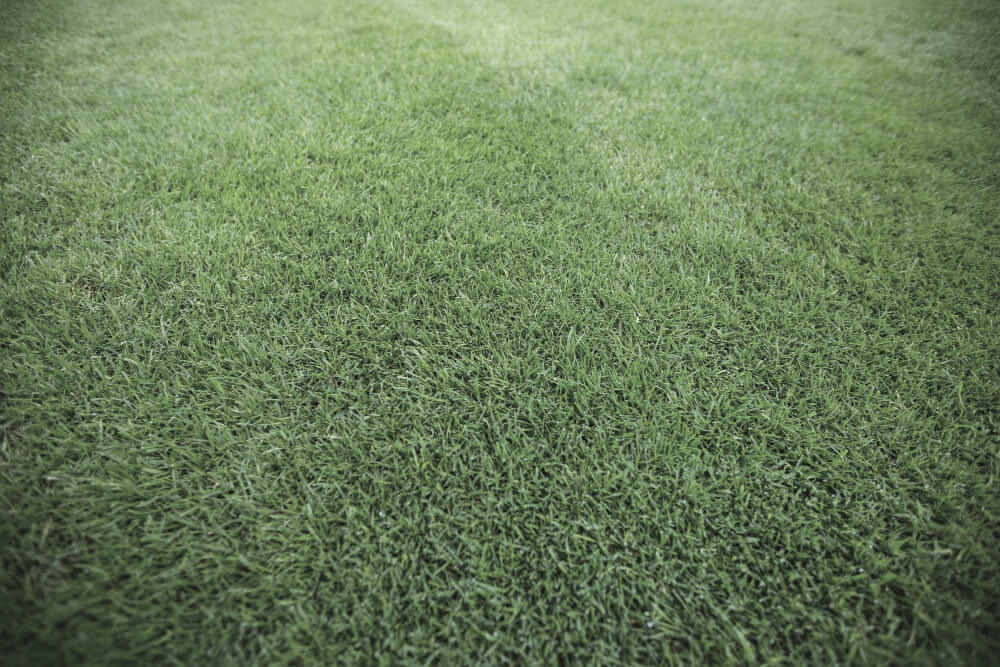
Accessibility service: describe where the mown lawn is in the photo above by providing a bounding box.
[2,0,998,663]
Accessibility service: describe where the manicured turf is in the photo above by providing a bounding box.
[2,0,998,663]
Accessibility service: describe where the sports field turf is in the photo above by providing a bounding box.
[2,0,998,663]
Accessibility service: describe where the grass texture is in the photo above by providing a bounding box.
[2,0,998,663]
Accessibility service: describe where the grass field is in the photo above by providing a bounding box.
[2,0,998,663]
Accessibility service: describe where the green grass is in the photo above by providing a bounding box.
[2,0,998,663]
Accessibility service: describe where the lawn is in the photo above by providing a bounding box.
[2,0,998,663]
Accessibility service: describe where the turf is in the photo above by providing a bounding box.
[2,0,998,663]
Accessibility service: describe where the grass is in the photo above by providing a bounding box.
[1,0,998,663]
